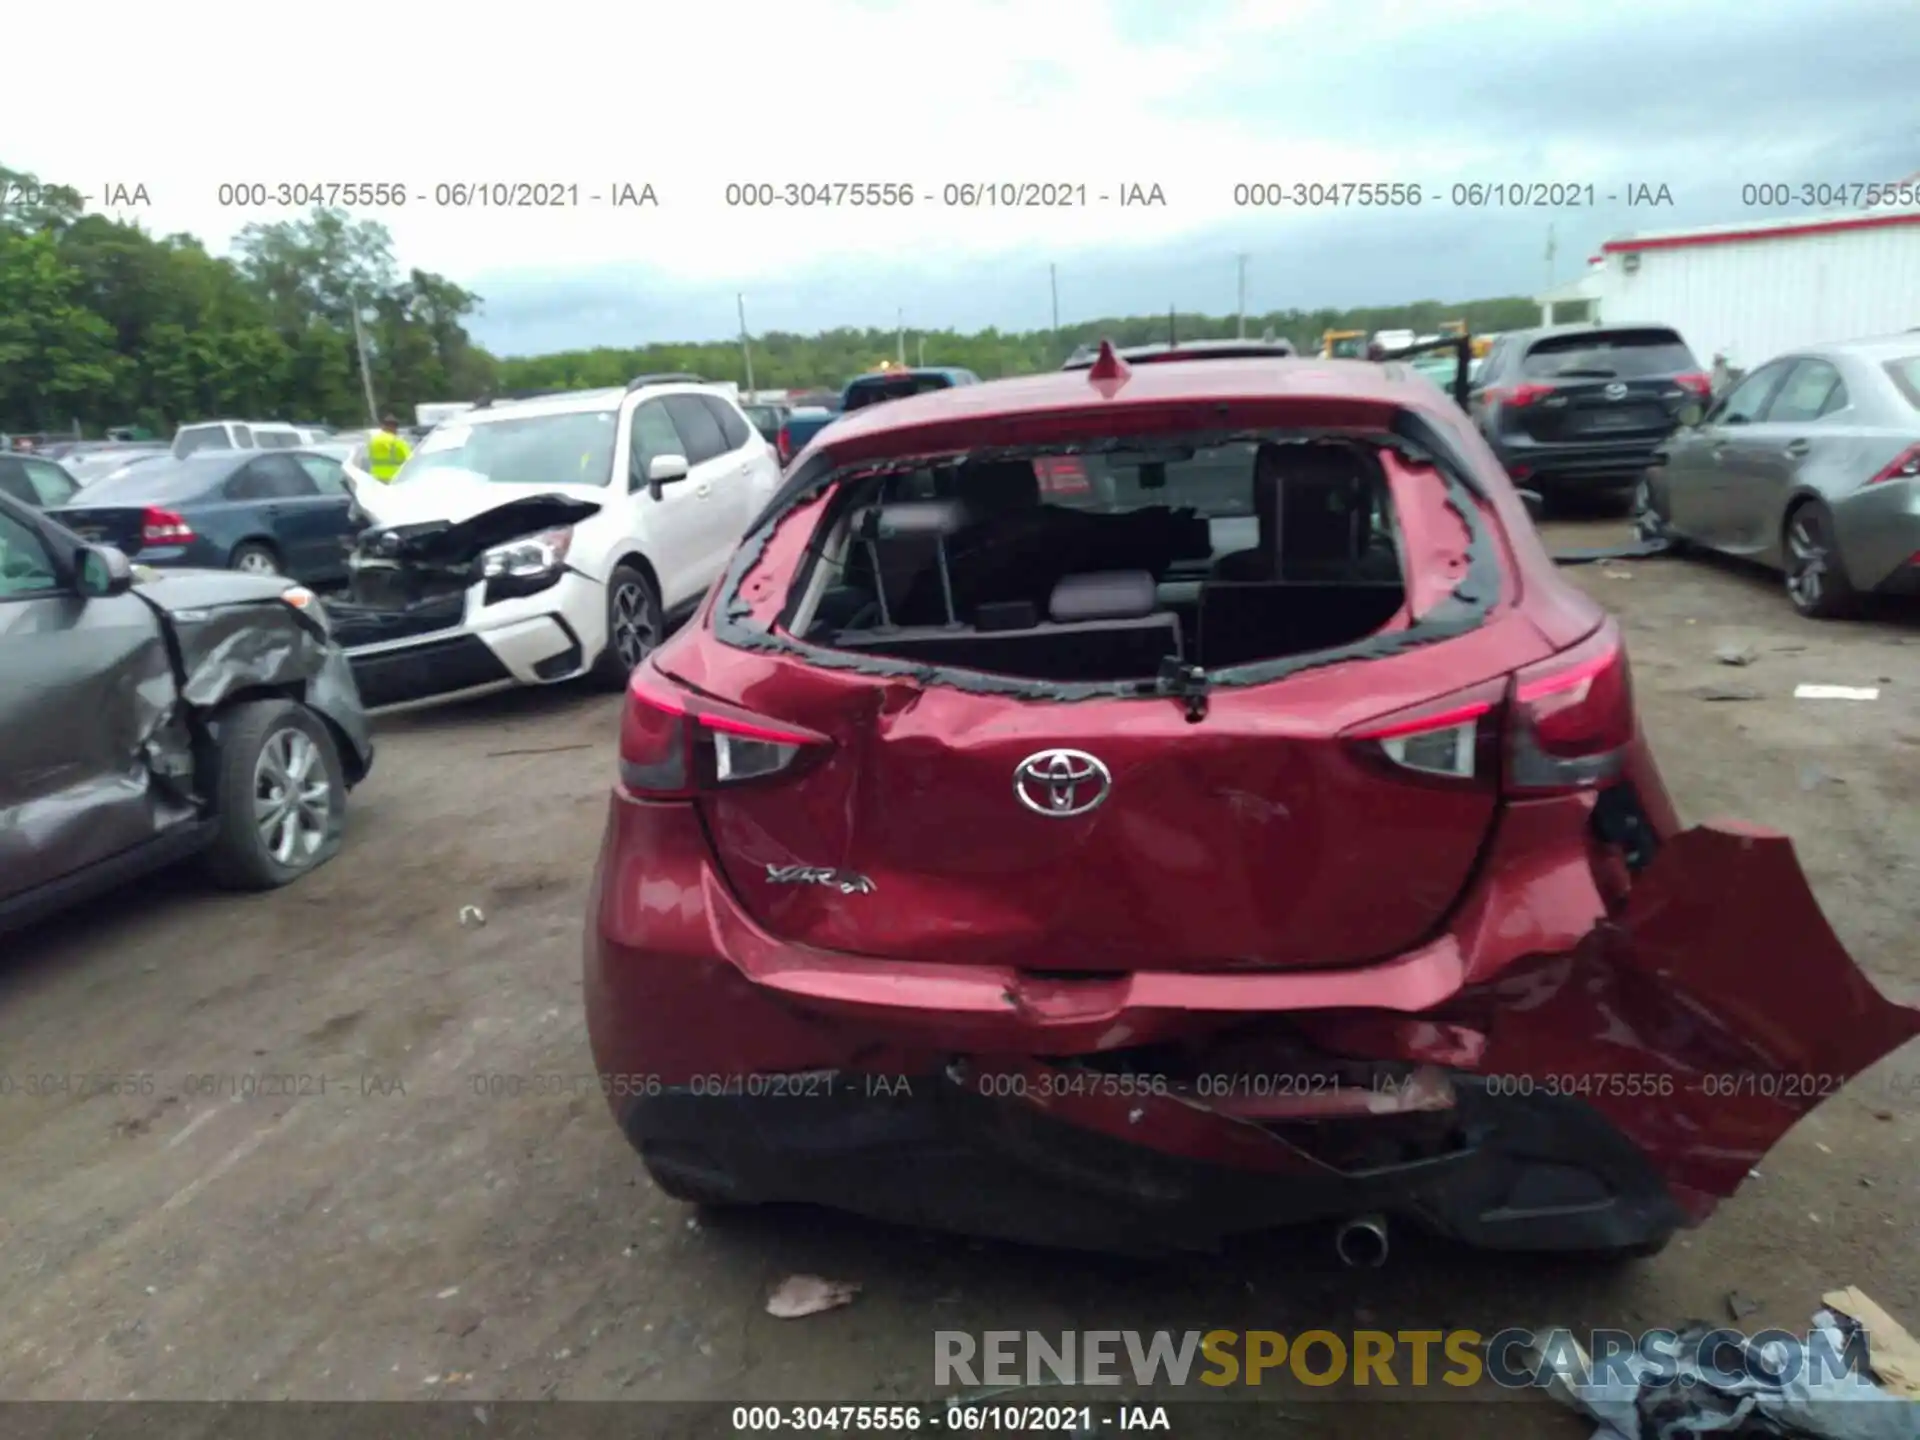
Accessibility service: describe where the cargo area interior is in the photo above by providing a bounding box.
[790,439,1408,681]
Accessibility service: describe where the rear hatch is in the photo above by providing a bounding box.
[1503,328,1704,442]
[652,440,1554,973]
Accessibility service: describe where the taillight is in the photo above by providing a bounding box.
[1496,382,1556,407]
[618,663,832,799]
[1033,456,1090,494]
[1866,444,1920,485]
[141,507,194,543]
[1345,678,1507,784]
[1506,620,1635,794]
[776,427,793,465]
[1673,371,1713,398]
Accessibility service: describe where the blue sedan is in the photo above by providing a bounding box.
[46,450,362,585]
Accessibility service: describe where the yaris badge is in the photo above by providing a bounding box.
[1013,749,1112,817]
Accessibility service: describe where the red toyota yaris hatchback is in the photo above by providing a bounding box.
[585,344,1916,1258]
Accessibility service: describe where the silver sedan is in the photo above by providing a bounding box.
[1636,333,1920,617]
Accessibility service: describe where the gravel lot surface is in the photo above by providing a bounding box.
[2,514,1915,1434]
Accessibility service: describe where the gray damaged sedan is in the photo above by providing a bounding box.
[0,492,374,937]
[1636,333,1920,617]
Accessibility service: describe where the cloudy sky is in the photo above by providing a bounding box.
[12,0,1919,355]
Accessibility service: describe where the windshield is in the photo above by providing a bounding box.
[1522,329,1697,379]
[393,410,620,487]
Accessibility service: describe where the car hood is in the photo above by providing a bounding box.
[352,473,606,529]
[129,565,293,612]
[352,489,604,567]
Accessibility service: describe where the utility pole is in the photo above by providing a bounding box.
[736,293,755,398]
[896,308,906,367]
[917,335,925,367]
[1544,221,1558,293]
[1049,263,1059,336]
[350,300,379,426]
[1236,253,1249,339]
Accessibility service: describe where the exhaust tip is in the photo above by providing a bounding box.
[1335,1214,1389,1269]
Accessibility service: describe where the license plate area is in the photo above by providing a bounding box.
[1581,407,1663,433]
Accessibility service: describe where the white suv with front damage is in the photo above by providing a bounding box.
[332,378,780,709]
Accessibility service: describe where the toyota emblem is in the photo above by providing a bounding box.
[1604,381,1628,401]
[1013,749,1112,817]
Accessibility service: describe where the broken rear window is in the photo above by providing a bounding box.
[781,436,1435,684]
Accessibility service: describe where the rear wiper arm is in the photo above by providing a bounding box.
[1156,658,1210,722]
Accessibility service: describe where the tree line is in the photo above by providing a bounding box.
[2,162,1543,436]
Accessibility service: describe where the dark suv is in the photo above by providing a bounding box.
[1470,325,1711,501]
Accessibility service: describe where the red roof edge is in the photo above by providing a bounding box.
[1602,210,1920,254]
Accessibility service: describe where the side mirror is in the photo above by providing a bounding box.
[1677,401,1706,428]
[644,453,690,500]
[1515,488,1546,524]
[77,544,135,598]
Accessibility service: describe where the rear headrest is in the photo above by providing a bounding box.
[1256,441,1369,487]
[1049,570,1157,623]
[961,459,1041,515]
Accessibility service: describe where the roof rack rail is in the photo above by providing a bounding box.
[626,372,709,391]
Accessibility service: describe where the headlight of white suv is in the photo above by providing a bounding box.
[481,527,573,579]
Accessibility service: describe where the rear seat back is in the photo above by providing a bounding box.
[1049,570,1156,623]
[830,566,1182,681]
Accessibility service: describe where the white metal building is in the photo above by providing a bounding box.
[1534,208,1920,368]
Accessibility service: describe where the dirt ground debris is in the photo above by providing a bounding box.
[1,513,1916,1437]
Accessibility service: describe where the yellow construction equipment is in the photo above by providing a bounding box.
[1321,329,1367,359]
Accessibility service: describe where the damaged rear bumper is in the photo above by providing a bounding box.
[1488,432,1668,489]
[585,798,1920,1252]
[625,1070,1690,1255]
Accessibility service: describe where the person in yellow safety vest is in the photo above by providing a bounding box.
[366,414,413,483]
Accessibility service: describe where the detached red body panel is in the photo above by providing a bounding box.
[583,355,1917,1255]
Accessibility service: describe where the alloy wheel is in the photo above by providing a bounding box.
[235,549,278,575]
[611,582,659,669]
[1785,513,1827,611]
[252,727,332,868]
